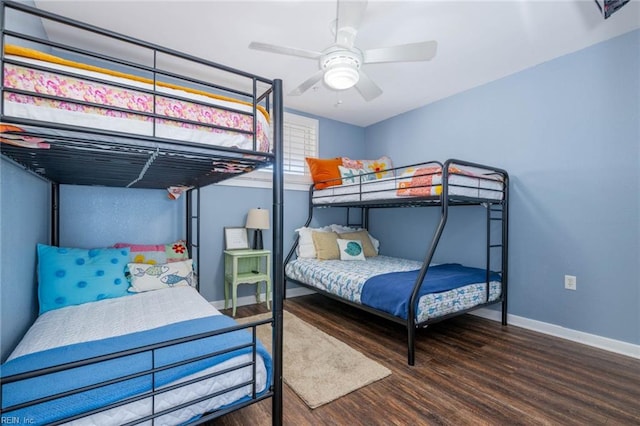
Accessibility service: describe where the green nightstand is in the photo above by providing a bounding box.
[224,249,271,316]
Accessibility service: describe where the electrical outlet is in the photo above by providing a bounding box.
[564,275,577,290]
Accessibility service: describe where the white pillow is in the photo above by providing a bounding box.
[329,224,380,254]
[336,239,366,261]
[128,259,195,293]
[295,226,332,258]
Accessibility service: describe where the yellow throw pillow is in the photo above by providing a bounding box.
[338,230,378,257]
[311,231,340,260]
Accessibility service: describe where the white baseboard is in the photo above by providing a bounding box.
[211,291,639,360]
[471,308,640,360]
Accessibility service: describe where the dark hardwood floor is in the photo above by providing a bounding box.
[211,294,640,426]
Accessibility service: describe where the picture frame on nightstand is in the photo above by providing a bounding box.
[224,227,250,250]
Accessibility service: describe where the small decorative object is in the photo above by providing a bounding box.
[166,185,193,200]
[224,227,249,250]
[245,208,270,250]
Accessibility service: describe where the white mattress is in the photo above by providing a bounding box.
[7,286,268,425]
[312,169,504,205]
[4,53,272,153]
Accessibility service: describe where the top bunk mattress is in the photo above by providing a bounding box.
[3,45,272,153]
[312,161,505,205]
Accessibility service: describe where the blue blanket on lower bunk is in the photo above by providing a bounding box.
[361,263,501,320]
[1,315,272,425]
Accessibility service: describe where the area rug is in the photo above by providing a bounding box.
[236,310,391,409]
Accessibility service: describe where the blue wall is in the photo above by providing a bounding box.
[1,161,50,361]
[56,114,365,303]
[364,30,640,345]
[58,185,185,248]
[0,0,51,362]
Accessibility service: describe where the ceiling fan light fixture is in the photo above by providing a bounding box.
[324,64,360,90]
[322,53,361,90]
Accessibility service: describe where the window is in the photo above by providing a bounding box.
[280,112,318,181]
[220,112,319,191]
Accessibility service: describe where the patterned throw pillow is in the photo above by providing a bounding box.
[396,166,442,197]
[338,165,376,185]
[341,156,394,179]
[330,224,380,254]
[37,244,130,314]
[337,239,366,261]
[127,259,195,293]
[338,230,378,257]
[166,240,189,262]
[114,241,189,265]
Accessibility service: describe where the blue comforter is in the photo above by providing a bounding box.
[361,263,501,319]
[1,315,272,425]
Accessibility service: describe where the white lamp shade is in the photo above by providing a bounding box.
[245,208,270,230]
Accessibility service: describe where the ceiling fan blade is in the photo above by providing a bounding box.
[289,70,325,96]
[249,42,321,60]
[335,0,368,47]
[355,70,382,102]
[363,40,438,64]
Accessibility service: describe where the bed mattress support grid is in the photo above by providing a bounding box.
[285,159,509,365]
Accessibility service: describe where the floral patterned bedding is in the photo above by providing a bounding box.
[312,163,505,204]
[3,46,271,153]
[285,255,501,323]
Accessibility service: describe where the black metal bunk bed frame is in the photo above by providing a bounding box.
[285,159,509,365]
[0,1,284,424]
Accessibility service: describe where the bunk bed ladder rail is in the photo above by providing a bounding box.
[186,188,200,291]
[500,172,509,325]
[486,167,509,326]
[407,161,447,366]
[486,201,508,325]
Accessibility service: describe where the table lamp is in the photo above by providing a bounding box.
[245,208,270,250]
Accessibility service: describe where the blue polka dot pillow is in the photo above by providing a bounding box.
[37,244,131,314]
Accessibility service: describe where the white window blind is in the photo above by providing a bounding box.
[281,112,318,179]
[221,112,319,190]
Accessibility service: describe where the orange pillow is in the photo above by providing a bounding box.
[0,124,24,133]
[305,157,343,189]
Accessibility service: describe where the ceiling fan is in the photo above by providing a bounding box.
[249,0,438,102]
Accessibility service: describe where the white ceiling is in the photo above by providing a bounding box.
[34,1,640,127]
